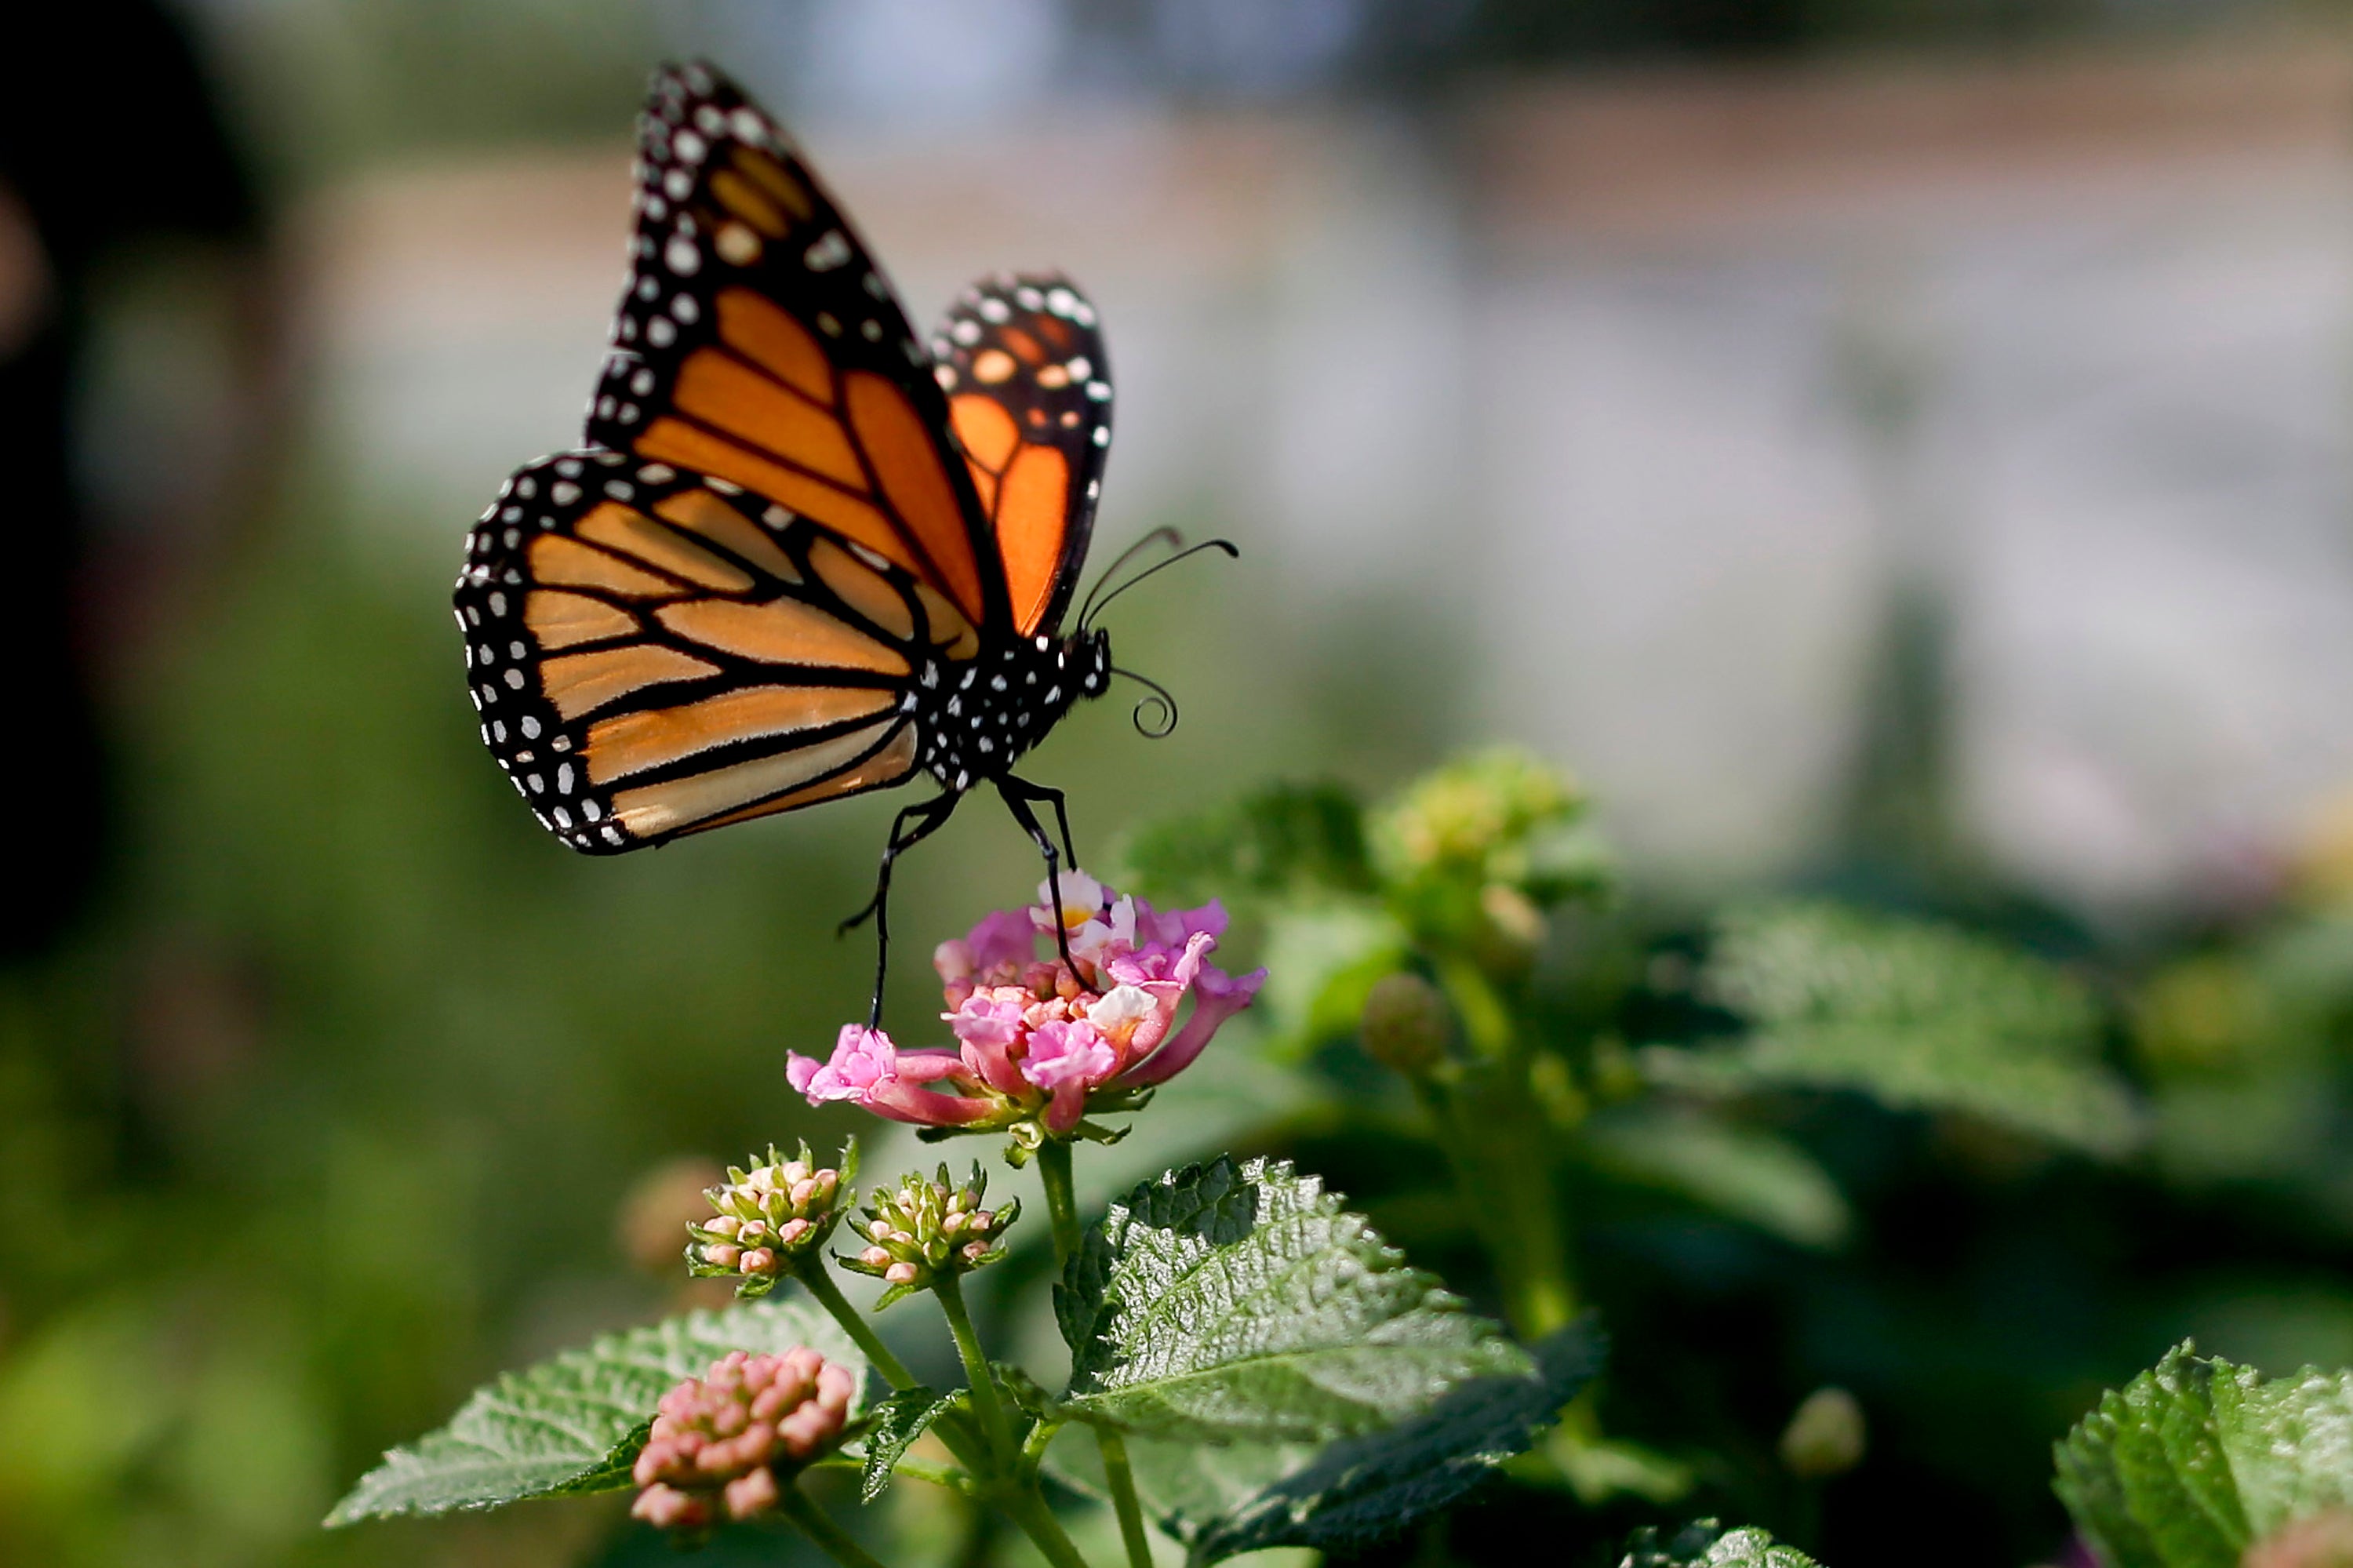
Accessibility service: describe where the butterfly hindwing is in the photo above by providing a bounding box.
[586,62,1011,635]
[454,448,982,852]
[932,274,1113,638]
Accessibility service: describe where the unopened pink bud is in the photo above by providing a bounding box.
[740,1247,777,1275]
[702,1215,741,1239]
[723,1466,780,1520]
[972,1210,994,1231]
[736,1219,771,1245]
[790,1177,820,1207]
[700,1242,741,1268]
[884,1261,918,1285]
[816,1362,855,1409]
[780,1160,810,1187]
[779,1402,838,1457]
[776,1218,810,1246]
[632,1483,708,1529]
[860,1246,892,1268]
[962,1240,989,1264]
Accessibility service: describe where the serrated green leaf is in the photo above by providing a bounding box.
[857,1387,962,1503]
[1179,1320,1606,1561]
[326,1296,865,1525]
[1619,1519,1824,1567]
[1110,781,1373,909]
[2053,1341,2353,1568]
[1646,901,2142,1157]
[1056,1156,1530,1443]
[1577,1106,1851,1250]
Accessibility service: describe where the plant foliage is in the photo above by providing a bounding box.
[1645,901,2142,1155]
[2053,1342,2353,1568]
[1056,1156,1535,1442]
[325,1296,865,1524]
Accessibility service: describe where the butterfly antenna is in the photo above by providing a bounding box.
[1077,526,1181,628]
[1111,667,1180,738]
[1080,539,1239,630]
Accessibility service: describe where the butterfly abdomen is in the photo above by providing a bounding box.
[915,630,1110,793]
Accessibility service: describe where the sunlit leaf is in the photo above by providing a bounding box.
[1619,1519,1824,1566]
[1056,1157,1529,1443]
[326,1296,864,1524]
[2053,1341,2353,1568]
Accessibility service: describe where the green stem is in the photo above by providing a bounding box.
[933,1273,1015,1461]
[795,1259,916,1388]
[1036,1141,1153,1568]
[1411,1075,1574,1339]
[1002,1486,1096,1568]
[1037,1140,1082,1263]
[780,1488,892,1568]
[1094,1427,1155,1568]
[795,1257,990,1472]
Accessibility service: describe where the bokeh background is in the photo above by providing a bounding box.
[13,1,2353,1563]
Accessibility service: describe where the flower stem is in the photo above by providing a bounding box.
[1037,1140,1082,1263]
[1094,1427,1156,1568]
[795,1260,917,1389]
[780,1488,892,1568]
[933,1272,1015,1461]
[1002,1486,1096,1568]
[1035,1141,1154,1568]
[795,1259,991,1474]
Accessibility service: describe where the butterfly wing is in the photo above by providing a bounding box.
[584,61,1011,636]
[455,448,982,853]
[931,274,1113,638]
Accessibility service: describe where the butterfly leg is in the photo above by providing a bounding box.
[839,790,961,1028]
[995,778,1087,987]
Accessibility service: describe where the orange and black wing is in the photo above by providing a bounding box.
[582,61,1012,637]
[930,274,1112,638]
[454,449,981,853]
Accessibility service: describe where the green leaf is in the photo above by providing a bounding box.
[326,1295,866,1525]
[1176,1320,1606,1561]
[1620,1519,1824,1567]
[1577,1106,1851,1251]
[2053,1341,2353,1568]
[1645,901,2142,1157]
[1257,901,1411,1060]
[1111,781,1373,909]
[857,1386,963,1503]
[1056,1156,1531,1443]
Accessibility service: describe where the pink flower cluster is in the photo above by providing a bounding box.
[787,873,1265,1136]
[630,1348,855,1530]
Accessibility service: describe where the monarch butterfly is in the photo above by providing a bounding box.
[453,60,1229,1020]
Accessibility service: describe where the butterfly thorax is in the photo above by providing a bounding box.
[915,629,1111,793]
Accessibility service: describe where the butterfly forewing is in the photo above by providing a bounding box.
[453,449,972,851]
[932,274,1114,638]
[587,62,1011,635]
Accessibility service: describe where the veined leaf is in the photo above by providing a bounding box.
[1646,901,2141,1157]
[2053,1341,2353,1568]
[857,1386,963,1503]
[1056,1157,1531,1443]
[1620,1519,1824,1567]
[326,1296,864,1525]
[1174,1321,1605,1560]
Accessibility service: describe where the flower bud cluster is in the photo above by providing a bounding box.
[629,1348,855,1531]
[839,1164,1016,1306]
[686,1143,845,1291]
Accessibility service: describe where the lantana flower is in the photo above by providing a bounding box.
[786,873,1264,1145]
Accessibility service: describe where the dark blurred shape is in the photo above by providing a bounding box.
[0,0,261,959]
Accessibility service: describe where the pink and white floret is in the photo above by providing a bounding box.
[787,873,1264,1145]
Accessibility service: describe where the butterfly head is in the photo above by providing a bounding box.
[1070,627,1113,704]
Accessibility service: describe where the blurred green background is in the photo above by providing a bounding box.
[16,1,2353,1564]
